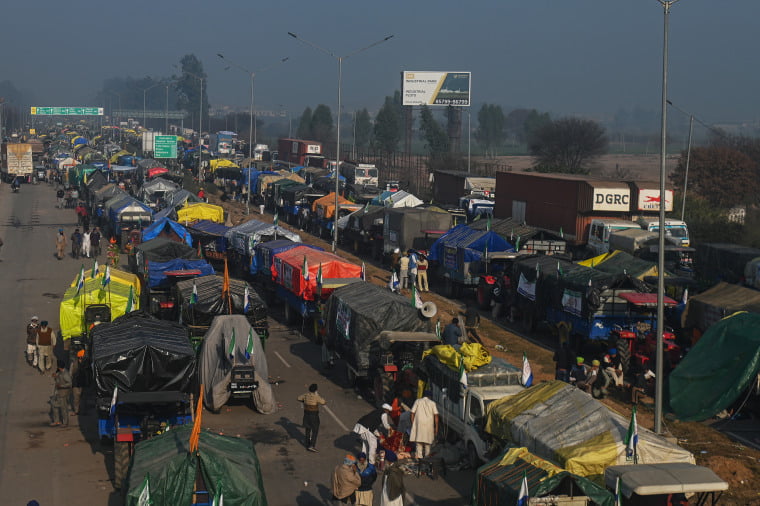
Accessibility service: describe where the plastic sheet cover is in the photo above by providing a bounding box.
[271,245,362,301]
[177,202,225,224]
[251,240,322,276]
[90,312,196,399]
[125,425,268,506]
[141,217,192,246]
[681,281,760,332]
[146,258,214,288]
[324,282,430,372]
[484,381,694,481]
[383,207,453,252]
[428,224,514,263]
[199,315,275,413]
[59,277,138,339]
[225,219,302,256]
[696,242,760,284]
[670,311,760,421]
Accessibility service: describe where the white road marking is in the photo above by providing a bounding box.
[323,405,350,432]
[274,351,291,368]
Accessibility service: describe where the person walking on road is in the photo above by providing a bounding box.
[70,349,89,415]
[36,321,56,374]
[355,452,378,506]
[25,316,40,367]
[410,390,439,459]
[331,454,361,505]
[297,383,326,452]
[81,229,91,258]
[464,302,482,344]
[50,360,72,427]
[70,228,82,259]
[90,227,102,257]
[55,229,66,260]
[56,187,65,208]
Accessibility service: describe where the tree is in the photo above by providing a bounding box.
[419,105,462,171]
[297,107,313,139]
[310,104,333,145]
[174,54,209,133]
[475,104,505,157]
[669,146,759,208]
[528,117,608,174]
[523,109,552,142]
[354,108,372,149]
[374,93,402,155]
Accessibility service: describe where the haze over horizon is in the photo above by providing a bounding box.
[2,0,758,125]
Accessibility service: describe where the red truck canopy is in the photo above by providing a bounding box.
[271,245,362,301]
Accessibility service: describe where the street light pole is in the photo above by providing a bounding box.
[655,0,680,435]
[287,31,394,252]
[142,81,166,131]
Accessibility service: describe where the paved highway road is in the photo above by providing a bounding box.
[0,182,472,505]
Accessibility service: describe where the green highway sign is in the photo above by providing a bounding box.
[31,106,104,116]
[154,135,178,158]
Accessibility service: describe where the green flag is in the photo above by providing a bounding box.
[91,259,99,279]
[245,329,254,360]
[125,285,135,312]
[137,473,152,506]
[75,264,85,293]
[228,328,236,359]
[273,212,279,227]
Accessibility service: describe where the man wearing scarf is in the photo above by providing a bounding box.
[355,452,377,506]
[331,454,361,504]
[380,463,405,506]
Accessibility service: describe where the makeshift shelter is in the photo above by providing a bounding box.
[383,207,453,254]
[484,381,694,481]
[681,281,760,332]
[175,275,267,339]
[92,184,125,206]
[312,192,360,219]
[209,158,239,172]
[141,217,192,246]
[324,282,431,373]
[199,315,275,414]
[428,224,514,264]
[695,242,760,284]
[131,237,212,287]
[579,250,659,288]
[371,190,423,208]
[138,177,180,202]
[271,245,363,301]
[105,194,153,229]
[90,311,196,398]
[670,311,760,421]
[256,172,304,197]
[124,425,268,506]
[474,447,615,506]
[251,239,321,276]
[163,188,202,210]
[604,463,728,505]
[68,265,141,296]
[109,149,132,164]
[185,220,231,259]
[59,277,139,340]
[177,202,225,224]
[225,219,302,257]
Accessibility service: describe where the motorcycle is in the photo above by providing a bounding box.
[11,182,20,193]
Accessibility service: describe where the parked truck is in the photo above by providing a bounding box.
[339,161,379,187]
[209,131,236,156]
[277,138,325,167]
[637,218,690,247]
[1,142,33,182]
[417,352,525,466]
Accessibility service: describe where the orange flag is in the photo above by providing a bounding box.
[189,386,204,453]
[222,258,231,313]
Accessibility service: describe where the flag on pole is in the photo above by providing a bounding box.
[517,472,529,506]
[361,262,366,281]
[302,255,309,280]
[317,263,323,287]
[137,474,152,506]
[222,259,231,301]
[614,476,622,506]
[273,212,279,227]
[522,352,533,387]
[91,259,99,279]
[557,261,563,276]
[211,483,224,506]
[245,329,254,360]
[102,265,111,288]
[243,286,250,313]
[560,226,564,238]
[681,287,689,305]
[109,385,118,416]
[624,405,639,462]
[76,264,85,293]
[190,280,198,305]
[483,241,488,259]
[228,329,236,359]
[435,320,442,340]
[125,285,136,312]
[458,357,468,388]
[486,214,491,231]
[515,236,520,251]
[412,285,423,309]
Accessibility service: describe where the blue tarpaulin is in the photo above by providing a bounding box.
[428,224,514,263]
[148,259,215,288]
[225,219,302,256]
[142,217,192,247]
[186,220,232,253]
[250,239,322,275]
[240,169,278,189]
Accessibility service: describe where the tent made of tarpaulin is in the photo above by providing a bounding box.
[257,172,304,196]
[137,158,165,170]
[473,447,615,506]
[68,265,141,296]
[371,190,423,208]
[164,188,202,210]
[105,194,153,227]
[484,381,694,481]
[85,170,109,194]
[199,315,274,414]
[131,237,200,273]
[138,177,180,200]
[90,311,195,398]
[225,219,302,257]
[147,166,169,178]
[579,250,659,289]
[124,425,268,506]
[428,224,514,265]
[209,158,240,172]
[324,281,431,373]
[341,205,385,232]
[670,311,760,421]
[109,149,132,163]
[470,217,566,247]
[175,275,267,332]
[177,202,225,224]
[146,258,214,288]
[69,164,100,186]
[681,281,760,332]
[141,217,192,247]
[186,220,231,254]
[59,278,138,340]
[696,242,760,285]
[241,169,278,192]
[251,240,321,276]
[312,192,359,220]
[271,245,363,301]
[383,207,454,253]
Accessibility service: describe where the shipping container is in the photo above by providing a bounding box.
[432,170,495,205]
[277,138,324,167]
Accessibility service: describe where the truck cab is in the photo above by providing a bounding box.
[587,219,641,256]
[637,218,690,247]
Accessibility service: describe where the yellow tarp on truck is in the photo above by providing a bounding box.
[177,202,225,224]
[59,278,139,340]
[68,266,141,296]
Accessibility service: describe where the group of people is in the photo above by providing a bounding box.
[299,384,441,505]
[390,249,429,292]
[59,227,102,260]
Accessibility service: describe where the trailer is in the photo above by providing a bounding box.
[1,143,33,182]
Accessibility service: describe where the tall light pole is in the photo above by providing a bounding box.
[177,67,205,180]
[217,54,289,214]
[142,81,165,130]
[655,0,680,435]
[288,31,394,252]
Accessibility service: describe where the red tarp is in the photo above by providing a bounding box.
[619,292,677,307]
[148,167,169,178]
[271,245,362,301]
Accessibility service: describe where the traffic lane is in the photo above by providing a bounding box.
[0,183,112,505]
[203,311,472,505]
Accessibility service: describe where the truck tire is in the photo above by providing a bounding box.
[616,338,631,374]
[113,441,130,490]
[467,442,482,469]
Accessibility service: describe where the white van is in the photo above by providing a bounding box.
[587,219,642,256]
[637,218,690,247]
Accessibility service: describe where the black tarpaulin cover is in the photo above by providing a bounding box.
[90,311,196,398]
[324,282,431,372]
[131,237,200,274]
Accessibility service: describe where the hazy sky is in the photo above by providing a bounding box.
[2,0,758,123]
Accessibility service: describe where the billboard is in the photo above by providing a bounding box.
[592,187,630,212]
[402,71,471,106]
[637,189,673,212]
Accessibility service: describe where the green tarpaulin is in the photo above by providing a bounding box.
[670,311,760,421]
[125,425,268,506]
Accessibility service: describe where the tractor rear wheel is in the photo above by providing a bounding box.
[113,440,131,490]
[616,338,631,374]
